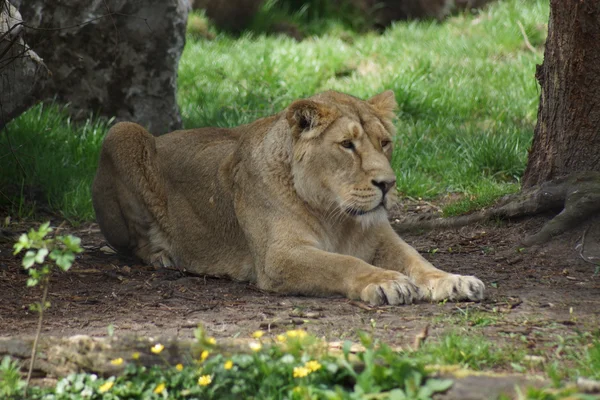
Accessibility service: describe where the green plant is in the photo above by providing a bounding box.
[13,222,83,396]
[0,104,110,222]
[412,333,520,370]
[14,222,82,287]
[0,356,26,399]
[24,330,455,399]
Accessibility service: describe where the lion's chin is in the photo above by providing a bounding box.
[345,203,383,216]
[344,204,388,229]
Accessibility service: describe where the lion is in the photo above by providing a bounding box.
[92,90,484,305]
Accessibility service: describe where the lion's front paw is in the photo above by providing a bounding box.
[426,274,485,302]
[360,272,422,306]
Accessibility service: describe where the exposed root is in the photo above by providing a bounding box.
[392,172,600,246]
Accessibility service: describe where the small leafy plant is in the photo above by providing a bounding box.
[14,221,82,287]
[23,329,454,399]
[13,221,83,395]
[0,356,26,399]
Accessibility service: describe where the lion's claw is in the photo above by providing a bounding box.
[361,275,422,305]
[427,274,485,302]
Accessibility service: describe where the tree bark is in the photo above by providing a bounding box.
[522,0,600,189]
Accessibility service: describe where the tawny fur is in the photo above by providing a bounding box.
[92,90,484,305]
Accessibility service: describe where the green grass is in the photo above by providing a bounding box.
[0,104,110,221]
[414,332,523,370]
[545,331,600,385]
[0,0,549,221]
[5,329,598,399]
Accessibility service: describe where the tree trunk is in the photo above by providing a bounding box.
[522,0,600,189]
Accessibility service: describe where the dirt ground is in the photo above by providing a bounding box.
[1,208,599,363]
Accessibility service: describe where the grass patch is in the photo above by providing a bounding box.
[3,329,599,398]
[177,0,548,213]
[0,104,109,222]
[1,0,549,220]
[545,331,600,385]
[433,306,502,327]
[6,330,455,400]
[414,332,522,370]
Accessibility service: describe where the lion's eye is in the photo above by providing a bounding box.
[340,140,355,150]
[381,140,391,148]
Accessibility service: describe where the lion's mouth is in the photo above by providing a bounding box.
[345,203,384,217]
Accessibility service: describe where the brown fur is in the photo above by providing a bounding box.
[92,91,484,305]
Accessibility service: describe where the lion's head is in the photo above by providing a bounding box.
[285,90,398,227]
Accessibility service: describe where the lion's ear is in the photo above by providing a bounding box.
[368,90,397,119]
[286,100,338,139]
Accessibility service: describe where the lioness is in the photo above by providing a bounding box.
[92,90,484,305]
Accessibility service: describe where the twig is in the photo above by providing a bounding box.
[347,300,374,311]
[24,277,49,397]
[102,0,119,47]
[0,188,16,208]
[578,225,600,266]
[413,324,429,350]
[517,20,537,54]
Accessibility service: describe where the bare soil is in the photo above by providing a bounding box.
[1,208,599,363]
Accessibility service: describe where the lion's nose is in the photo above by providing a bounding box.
[371,178,396,195]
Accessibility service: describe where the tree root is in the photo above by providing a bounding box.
[392,172,600,246]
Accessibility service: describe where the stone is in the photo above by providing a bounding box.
[12,0,189,135]
[0,1,49,130]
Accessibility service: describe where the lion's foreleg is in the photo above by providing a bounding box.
[262,244,420,306]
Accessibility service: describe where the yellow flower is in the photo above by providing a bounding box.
[98,381,114,393]
[153,382,166,394]
[206,337,217,345]
[305,360,322,372]
[293,366,310,378]
[224,360,233,370]
[132,352,140,360]
[252,330,264,339]
[198,375,212,386]
[276,334,287,343]
[151,343,165,354]
[249,341,262,352]
[110,357,124,366]
[286,329,307,339]
[200,350,209,362]
[176,363,184,371]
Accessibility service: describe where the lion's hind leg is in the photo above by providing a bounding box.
[92,122,172,266]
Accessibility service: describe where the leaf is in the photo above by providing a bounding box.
[55,252,75,271]
[387,389,408,400]
[61,235,83,253]
[39,221,52,237]
[423,378,453,393]
[22,251,36,269]
[49,249,61,261]
[511,363,525,373]
[13,234,30,254]
[35,248,48,264]
[27,277,39,287]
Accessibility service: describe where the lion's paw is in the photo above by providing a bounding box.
[427,274,485,302]
[360,273,422,306]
